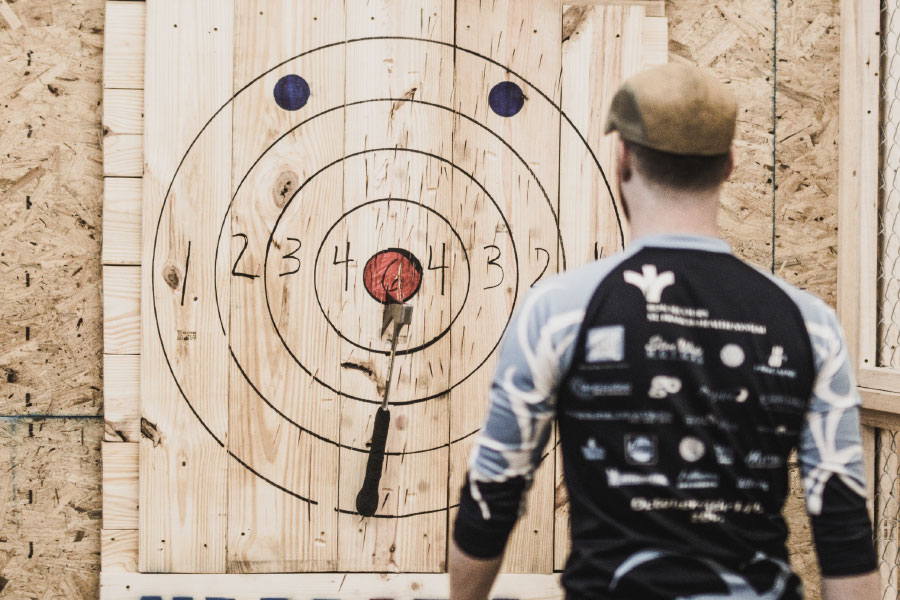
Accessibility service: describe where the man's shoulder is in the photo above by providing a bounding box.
[743,263,838,330]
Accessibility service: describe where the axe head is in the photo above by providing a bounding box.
[381,303,414,337]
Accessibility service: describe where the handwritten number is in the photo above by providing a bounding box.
[180,241,192,305]
[333,241,354,291]
[594,243,604,261]
[531,247,550,287]
[427,243,449,295]
[484,245,504,290]
[279,238,302,277]
[232,233,258,279]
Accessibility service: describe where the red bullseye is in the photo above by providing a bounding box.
[363,248,424,304]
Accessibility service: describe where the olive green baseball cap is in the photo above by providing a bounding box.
[604,63,737,156]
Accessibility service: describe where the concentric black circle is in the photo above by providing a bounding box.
[152,36,623,514]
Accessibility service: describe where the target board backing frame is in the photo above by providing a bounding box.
[99,0,667,591]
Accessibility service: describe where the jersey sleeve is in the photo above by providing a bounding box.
[797,300,877,576]
[452,282,584,558]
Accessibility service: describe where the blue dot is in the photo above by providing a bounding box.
[273,74,310,111]
[488,81,525,117]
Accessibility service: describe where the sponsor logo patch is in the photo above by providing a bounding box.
[586,325,625,363]
[698,386,749,403]
[737,478,771,492]
[569,377,633,399]
[679,436,706,462]
[720,343,746,368]
[676,470,719,490]
[714,444,735,466]
[581,438,606,461]
[745,450,783,469]
[624,265,675,303]
[648,375,682,399]
[625,434,658,465]
[644,335,704,364]
[607,468,669,488]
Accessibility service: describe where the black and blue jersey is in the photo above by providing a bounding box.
[454,234,876,599]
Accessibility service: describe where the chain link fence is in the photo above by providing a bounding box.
[878,0,900,368]
[875,2,900,597]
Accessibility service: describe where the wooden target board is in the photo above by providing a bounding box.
[131,0,667,583]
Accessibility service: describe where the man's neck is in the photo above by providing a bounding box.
[624,181,721,242]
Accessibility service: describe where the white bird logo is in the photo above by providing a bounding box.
[624,265,676,303]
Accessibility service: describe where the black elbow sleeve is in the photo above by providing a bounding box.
[810,477,877,577]
[453,475,527,559]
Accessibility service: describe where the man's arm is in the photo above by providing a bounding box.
[797,304,878,597]
[449,540,503,600]
[822,571,880,600]
[449,284,583,599]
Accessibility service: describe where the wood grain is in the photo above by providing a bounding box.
[103,89,144,135]
[140,0,233,573]
[102,442,138,529]
[103,1,146,89]
[104,354,139,442]
[102,265,141,354]
[101,529,139,573]
[102,177,142,265]
[554,3,650,570]
[336,0,454,572]
[227,0,344,573]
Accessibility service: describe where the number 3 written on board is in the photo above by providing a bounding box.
[280,237,302,277]
[484,245,504,290]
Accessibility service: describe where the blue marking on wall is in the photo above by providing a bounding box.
[273,74,311,111]
[488,81,526,117]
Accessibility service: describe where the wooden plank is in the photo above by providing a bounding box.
[102,529,139,573]
[103,265,141,355]
[103,177,142,265]
[103,89,144,135]
[862,424,876,524]
[100,573,565,600]
[641,15,668,69]
[102,442,138,529]
[561,0,663,17]
[335,0,454,572]
[450,0,565,574]
[555,4,647,570]
[140,0,233,573]
[226,0,344,573]
[103,1,146,89]
[859,367,900,397]
[851,0,881,370]
[103,133,143,177]
[104,354,140,442]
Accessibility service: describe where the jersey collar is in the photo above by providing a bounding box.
[627,233,732,254]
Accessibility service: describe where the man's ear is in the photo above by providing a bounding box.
[616,137,633,184]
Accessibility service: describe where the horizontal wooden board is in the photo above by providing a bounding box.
[103,88,144,135]
[104,354,140,442]
[102,442,139,529]
[103,177,142,265]
[103,1,146,89]
[101,529,139,573]
[103,265,141,354]
[103,134,143,177]
[100,573,564,599]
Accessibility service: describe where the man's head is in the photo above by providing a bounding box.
[604,63,737,228]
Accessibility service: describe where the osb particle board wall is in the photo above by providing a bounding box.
[0,0,840,597]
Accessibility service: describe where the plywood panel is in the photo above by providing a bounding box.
[103,265,141,354]
[103,1,146,89]
[103,177,142,265]
[336,0,454,573]
[140,0,233,573]
[555,4,649,570]
[226,0,344,573]
[102,442,138,529]
[450,0,563,574]
[104,354,140,442]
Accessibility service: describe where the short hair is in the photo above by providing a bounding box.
[624,140,731,191]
